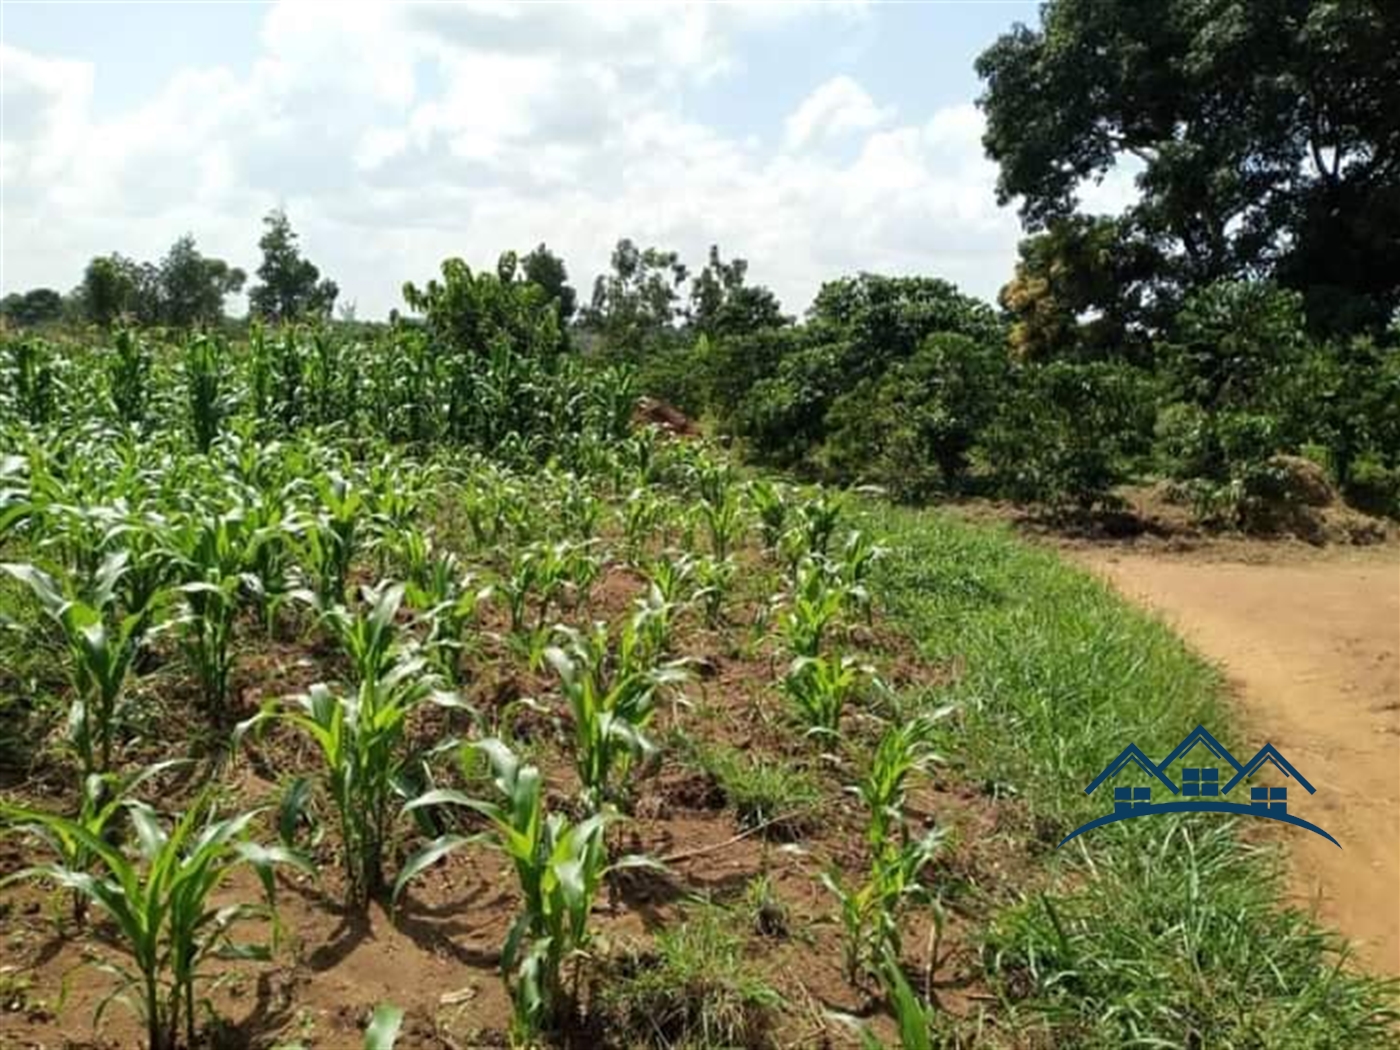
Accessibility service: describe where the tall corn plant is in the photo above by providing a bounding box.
[107,329,153,427]
[183,334,228,454]
[238,584,466,908]
[398,740,656,1041]
[0,796,308,1050]
[2,554,152,776]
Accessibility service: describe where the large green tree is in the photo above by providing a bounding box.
[0,288,65,327]
[687,245,787,340]
[520,243,577,326]
[157,236,245,328]
[581,238,688,358]
[977,0,1400,336]
[248,209,338,323]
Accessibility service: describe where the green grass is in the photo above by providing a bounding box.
[867,503,1399,1047]
[594,904,784,1049]
[679,737,823,838]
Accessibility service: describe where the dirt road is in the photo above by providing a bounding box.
[1072,544,1400,976]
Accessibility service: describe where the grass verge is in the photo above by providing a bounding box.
[867,503,1398,1047]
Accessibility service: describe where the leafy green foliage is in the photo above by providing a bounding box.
[238,584,464,908]
[247,209,338,323]
[976,0,1400,336]
[0,796,307,1050]
[400,740,654,1041]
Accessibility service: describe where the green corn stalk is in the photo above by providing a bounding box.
[398,739,658,1041]
[621,487,667,560]
[238,584,467,908]
[405,553,488,685]
[2,759,186,925]
[780,561,845,658]
[183,334,227,454]
[545,624,688,812]
[107,329,153,426]
[292,471,363,606]
[2,555,151,776]
[798,490,844,558]
[781,654,868,741]
[170,510,251,718]
[747,479,790,550]
[822,828,946,989]
[691,554,735,628]
[838,530,887,623]
[859,716,951,853]
[0,795,309,1050]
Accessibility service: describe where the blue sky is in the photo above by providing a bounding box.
[2,2,1110,319]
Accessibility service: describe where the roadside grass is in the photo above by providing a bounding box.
[868,503,1399,1047]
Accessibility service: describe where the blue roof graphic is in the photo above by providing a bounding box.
[1084,742,1180,796]
[1221,742,1317,796]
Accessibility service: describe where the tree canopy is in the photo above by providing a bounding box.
[977,0,1400,336]
[248,209,338,323]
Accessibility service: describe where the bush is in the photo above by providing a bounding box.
[1344,452,1400,518]
[982,361,1154,514]
[822,332,1010,498]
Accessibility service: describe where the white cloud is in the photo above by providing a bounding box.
[783,75,893,152]
[1,2,1028,317]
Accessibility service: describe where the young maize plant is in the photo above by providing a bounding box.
[2,554,151,776]
[498,541,599,637]
[398,740,657,1041]
[837,530,888,623]
[621,486,668,562]
[781,654,870,741]
[241,485,300,635]
[292,471,364,606]
[797,490,844,559]
[779,560,846,658]
[238,583,467,908]
[746,478,790,551]
[546,622,689,812]
[183,334,228,454]
[553,473,603,542]
[404,551,488,685]
[822,718,950,988]
[170,509,251,718]
[2,759,186,925]
[857,716,948,852]
[692,458,744,561]
[626,582,679,667]
[691,554,736,629]
[0,795,309,1050]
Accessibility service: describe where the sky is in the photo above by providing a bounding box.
[0,1,1133,319]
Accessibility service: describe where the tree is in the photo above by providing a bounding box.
[580,239,688,358]
[520,243,577,325]
[687,245,787,339]
[0,288,65,327]
[977,0,1400,337]
[81,255,138,328]
[248,209,338,323]
[157,236,245,328]
[998,215,1164,363]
